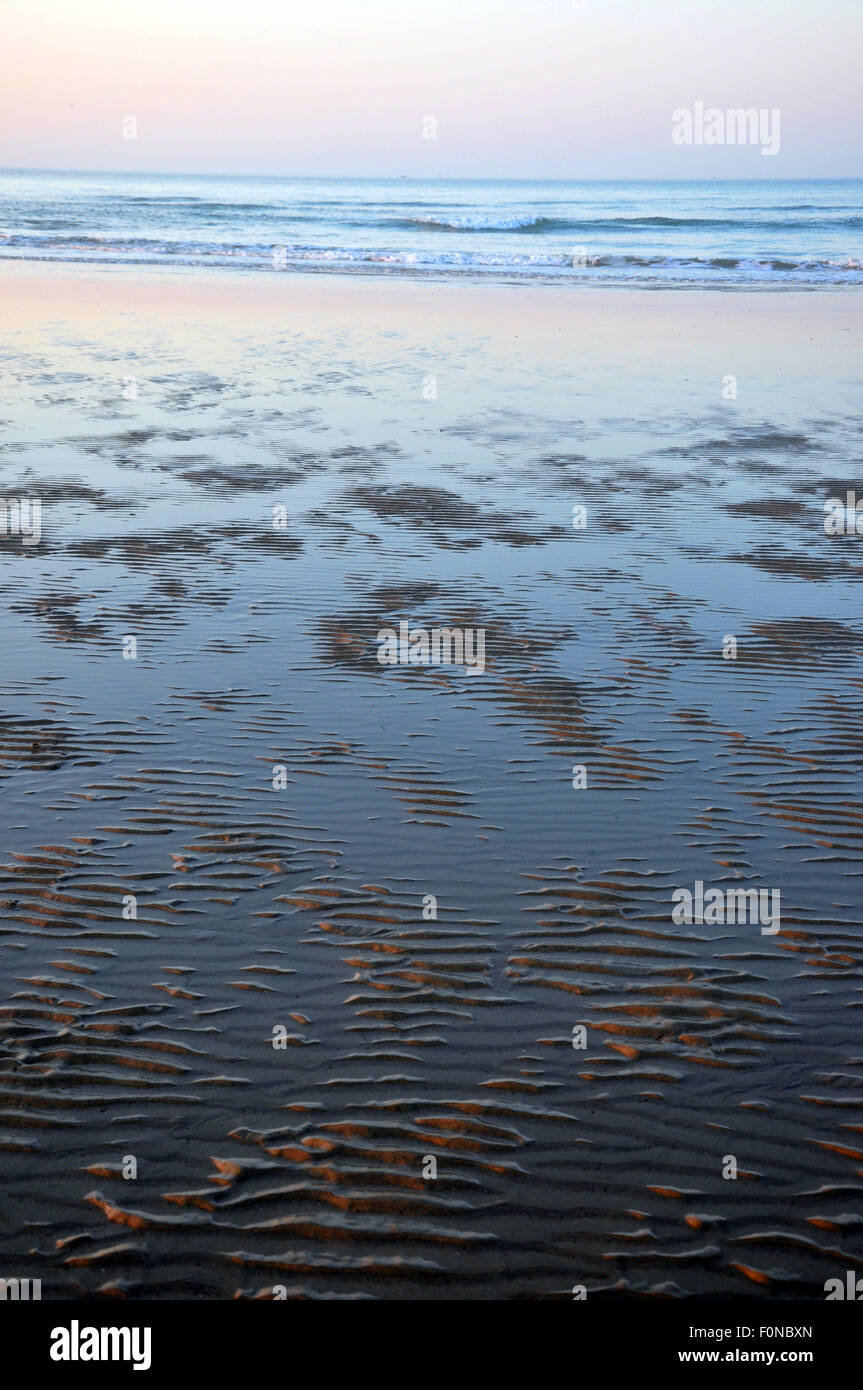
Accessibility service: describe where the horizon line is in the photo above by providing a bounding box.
[2,166,861,183]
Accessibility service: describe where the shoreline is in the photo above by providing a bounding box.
[2,256,863,293]
[4,257,862,319]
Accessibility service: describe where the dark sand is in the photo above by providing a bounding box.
[1,264,862,1298]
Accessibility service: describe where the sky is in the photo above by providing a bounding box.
[1,0,861,178]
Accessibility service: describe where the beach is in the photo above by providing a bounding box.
[1,262,862,1299]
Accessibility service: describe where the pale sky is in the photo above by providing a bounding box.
[1,0,860,177]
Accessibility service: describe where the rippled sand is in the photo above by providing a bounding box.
[1,265,862,1299]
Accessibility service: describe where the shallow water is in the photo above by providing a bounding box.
[1,269,862,1299]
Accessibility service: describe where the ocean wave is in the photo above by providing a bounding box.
[400,213,565,230]
[1,233,861,283]
[393,211,863,233]
[399,212,719,232]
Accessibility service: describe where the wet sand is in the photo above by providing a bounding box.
[1,263,862,1299]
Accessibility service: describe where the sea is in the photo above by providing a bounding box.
[1,170,862,285]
